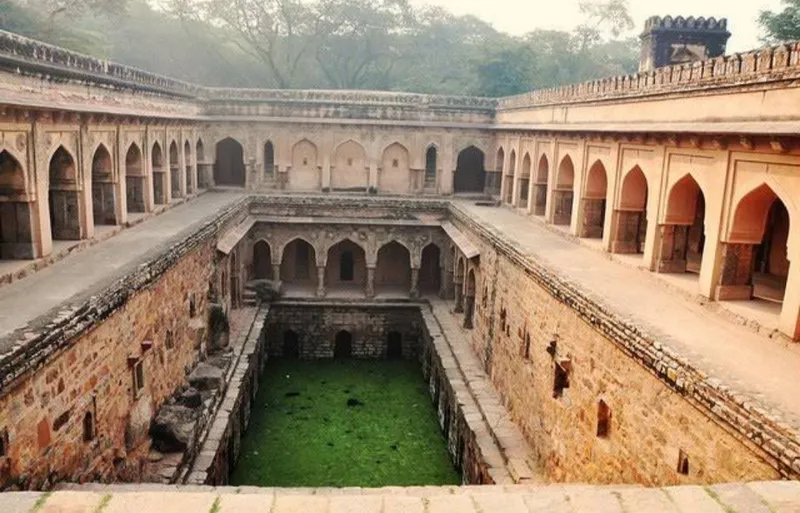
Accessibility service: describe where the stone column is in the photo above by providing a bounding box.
[454,281,464,313]
[366,266,376,298]
[316,265,326,298]
[410,268,419,299]
[272,263,281,282]
[713,242,754,300]
[463,295,475,329]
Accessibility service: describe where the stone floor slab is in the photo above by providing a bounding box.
[3,491,43,513]
[218,493,274,512]
[709,483,772,513]
[746,481,800,512]
[329,495,383,513]
[40,491,106,513]
[663,485,726,513]
[103,492,217,513]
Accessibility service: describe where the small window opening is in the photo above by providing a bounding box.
[392,158,399,168]
[189,294,197,318]
[133,360,145,397]
[334,330,353,359]
[0,429,7,457]
[283,330,299,359]
[553,360,570,398]
[677,449,690,475]
[165,330,174,350]
[500,308,507,332]
[597,400,611,438]
[387,331,402,360]
[83,411,95,442]
[303,158,308,165]
[523,333,531,360]
[347,158,353,166]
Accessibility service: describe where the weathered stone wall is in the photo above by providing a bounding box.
[0,197,250,490]
[448,208,789,485]
[265,302,423,359]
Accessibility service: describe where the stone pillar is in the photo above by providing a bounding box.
[366,266,376,298]
[714,242,754,300]
[439,266,449,299]
[463,295,475,329]
[779,252,800,340]
[272,263,281,282]
[454,281,464,313]
[410,268,419,299]
[316,265,326,298]
[655,224,690,273]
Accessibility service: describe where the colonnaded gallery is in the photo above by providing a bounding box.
[0,14,799,513]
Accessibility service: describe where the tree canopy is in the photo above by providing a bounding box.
[0,0,641,96]
[759,0,800,43]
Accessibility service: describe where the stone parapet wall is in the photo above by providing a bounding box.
[447,202,800,483]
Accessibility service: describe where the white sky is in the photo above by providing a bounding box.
[410,0,784,52]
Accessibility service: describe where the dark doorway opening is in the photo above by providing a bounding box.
[340,251,354,281]
[283,330,299,359]
[387,331,402,359]
[334,330,353,359]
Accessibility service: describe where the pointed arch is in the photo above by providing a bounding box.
[419,242,441,295]
[252,239,273,280]
[289,138,320,191]
[152,141,166,204]
[553,155,575,225]
[424,145,437,188]
[612,166,649,254]
[658,173,706,274]
[0,150,26,195]
[375,240,411,294]
[91,144,117,225]
[533,154,549,215]
[379,142,411,194]
[495,147,505,173]
[125,142,145,213]
[214,137,245,187]
[454,145,485,194]
[169,140,182,198]
[332,139,368,191]
[0,150,35,259]
[280,237,317,287]
[49,146,82,240]
[580,160,608,239]
[264,140,275,178]
[326,238,367,291]
[184,140,193,195]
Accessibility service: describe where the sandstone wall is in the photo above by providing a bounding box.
[450,211,786,486]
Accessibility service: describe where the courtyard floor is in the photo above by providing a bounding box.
[229,358,460,487]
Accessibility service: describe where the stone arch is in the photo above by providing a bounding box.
[612,165,649,254]
[326,238,367,291]
[424,145,437,188]
[264,140,275,178]
[419,243,441,295]
[454,146,486,194]
[533,153,549,215]
[658,174,706,274]
[169,140,182,198]
[252,239,273,280]
[553,155,575,226]
[214,137,246,187]
[724,183,791,303]
[151,141,166,205]
[332,139,368,191]
[581,160,608,239]
[0,150,34,259]
[49,146,82,241]
[280,237,317,288]
[91,144,117,225]
[375,240,411,295]
[289,138,320,191]
[379,142,411,194]
[504,149,516,204]
[495,147,505,173]
[518,152,532,207]
[184,140,193,195]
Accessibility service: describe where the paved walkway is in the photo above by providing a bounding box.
[456,202,800,430]
[0,192,244,342]
[7,481,799,513]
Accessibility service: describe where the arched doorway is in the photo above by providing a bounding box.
[125,143,146,213]
[553,155,574,226]
[184,141,193,195]
[454,146,485,194]
[380,143,411,194]
[283,330,300,359]
[264,140,275,179]
[463,269,476,329]
[169,141,181,199]
[49,146,82,240]
[332,140,368,191]
[253,240,273,280]
[375,241,411,296]
[533,154,549,216]
[519,153,531,209]
[280,238,317,292]
[289,139,320,191]
[424,146,437,189]
[657,175,706,274]
[152,142,166,205]
[326,239,367,293]
[454,256,465,312]
[387,331,402,359]
[580,160,608,238]
[611,166,648,254]
[214,138,246,187]
[719,184,790,304]
[334,330,352,359]
[419,243,441,295]
[504,150,515,204]
[196,139,206,189]
[91,145,116,225]
[0,150,34,259]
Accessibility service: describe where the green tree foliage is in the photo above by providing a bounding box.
[759,0,800,43]
[0,0,640,96]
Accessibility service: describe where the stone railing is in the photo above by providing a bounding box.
[0,30,200,98]
[498,40,800,110]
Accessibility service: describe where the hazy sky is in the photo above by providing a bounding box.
[410,0,785,52]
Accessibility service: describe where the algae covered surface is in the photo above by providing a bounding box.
[229,359,461,487]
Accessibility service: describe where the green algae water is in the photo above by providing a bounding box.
[229,359,461,487]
